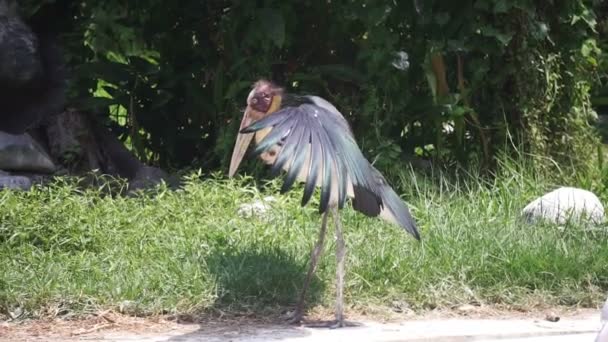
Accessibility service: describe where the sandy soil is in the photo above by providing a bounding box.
[0,305,601,341]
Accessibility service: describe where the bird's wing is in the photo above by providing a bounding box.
[241,96,419,239]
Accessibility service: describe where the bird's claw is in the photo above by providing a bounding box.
[329,319,360,329]
[329,319,345,329]
[285,309,303,325]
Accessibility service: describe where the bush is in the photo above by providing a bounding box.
[20,0,605,173]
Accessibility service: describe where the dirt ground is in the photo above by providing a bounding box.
[0,305,601,342]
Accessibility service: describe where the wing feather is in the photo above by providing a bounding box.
[242,110,289,134]
[317,124,333,213]
[247,101,362,214]
[250,115,293,157]
[242,96,420,239]
[281,115,309,193]
[302,130,321,206]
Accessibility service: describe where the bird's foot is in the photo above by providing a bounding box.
[303,319,360,329]
[285,309,304,325]
[330,319,360,329]
[329,319,345,329]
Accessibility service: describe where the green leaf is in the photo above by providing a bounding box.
[150,91,173,110]
[480,26,513,46]
[257,8,286,48]
[78,61,132,86]
[581,39,599,57]
[493,0,509,14]
[447,39,467,52]
[213,64,224,107]
[224,81,253,100]
[423,55,438,101]
[316,64,366,83]
[571,9,597,30]
[435,12,450,26]
[454,116,465,147]
[592,96,608,106]
[368,5,391,25]
[451,106,468,118]
[128,56,158,76]
[77,97,120,112]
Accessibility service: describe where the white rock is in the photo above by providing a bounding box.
[522,187,604,225]
[0,131,56,173]
[391,51,410,71]
[0,174,32,190]
[237,196,277,219]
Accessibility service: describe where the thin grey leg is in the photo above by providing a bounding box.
[330,207,346,328]
[288,210,330,324]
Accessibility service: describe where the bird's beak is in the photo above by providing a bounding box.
[228,109,254,178]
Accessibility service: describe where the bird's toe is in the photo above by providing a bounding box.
[285,310,303,325]
[329,320,344,329]
[329,319,360,329]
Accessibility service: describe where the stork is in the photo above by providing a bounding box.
[228,79,420,328]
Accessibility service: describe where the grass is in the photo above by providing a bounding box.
[0,158,607,320]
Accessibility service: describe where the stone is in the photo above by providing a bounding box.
[237,196,276,219]
[128,166,170,192]
[118,300,139,315]
[0,131,55,173]
[0,174,32,190]
[522,187,604,225]
[545,312,560,322]
[455,304,478,314]
[45,108,88,164]
[391,51,410,71]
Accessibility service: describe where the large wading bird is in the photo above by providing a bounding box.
[228,79,420,328]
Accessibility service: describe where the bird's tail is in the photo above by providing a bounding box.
[377,180,420,240]
[351,165,420,240]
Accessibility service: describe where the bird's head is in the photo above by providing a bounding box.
[229,79,283,177]
[247,79,283,114]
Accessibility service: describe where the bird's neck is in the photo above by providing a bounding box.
[267,93,282,114]
[253,94,282,144]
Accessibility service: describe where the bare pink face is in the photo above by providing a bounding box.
[229,80,283,178]
[246,80,282,115]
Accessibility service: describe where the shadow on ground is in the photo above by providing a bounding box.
[166,322,312,342]
[164,246,329,341]
[204,245,326,314]
[161,312,602,342]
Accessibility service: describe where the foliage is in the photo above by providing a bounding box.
[3,0,607,321]
[17,1,605,173]
[592,2,608,112]
[1,159,608,319]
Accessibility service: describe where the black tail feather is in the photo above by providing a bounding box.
[352,166,420,240]
[379,182,420,240]
[352,185,381,217]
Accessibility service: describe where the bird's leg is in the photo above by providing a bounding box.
[330,207,347,329]
[287,210,329,324]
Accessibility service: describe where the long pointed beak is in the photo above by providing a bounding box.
[228,110,254,178]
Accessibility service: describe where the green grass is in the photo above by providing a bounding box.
[0,159,607,319]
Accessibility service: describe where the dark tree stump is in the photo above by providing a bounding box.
[20,108,173,192]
